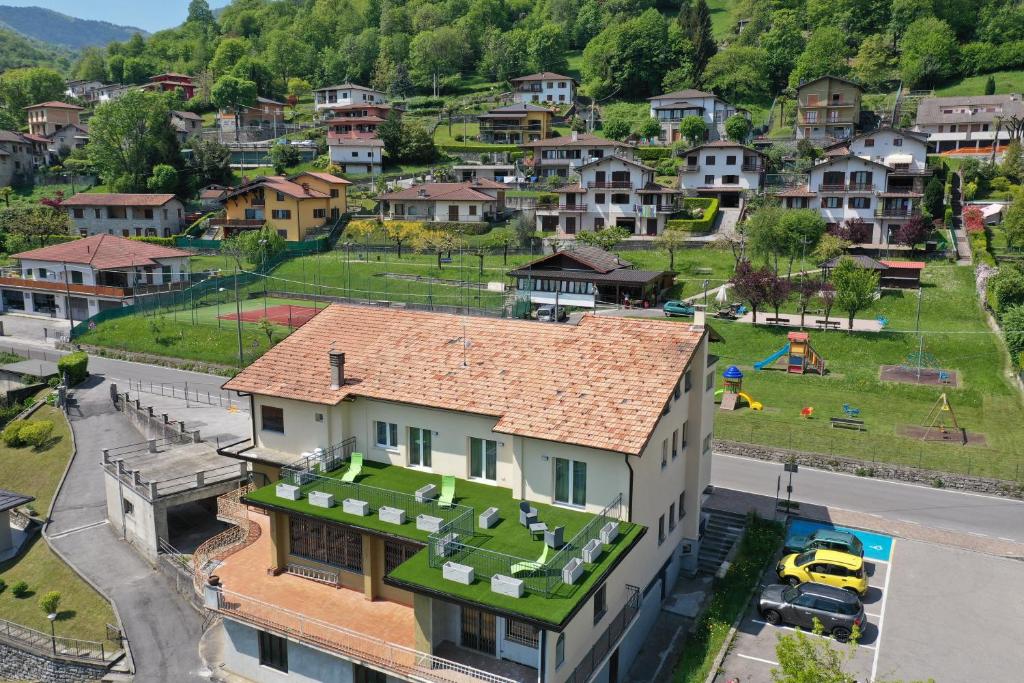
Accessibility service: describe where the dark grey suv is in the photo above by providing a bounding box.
[758,582,865,642]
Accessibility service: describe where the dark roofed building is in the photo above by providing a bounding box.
[0,487,34,558]
[509,246,675,310]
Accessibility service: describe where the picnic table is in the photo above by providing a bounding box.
[815,319,841,329]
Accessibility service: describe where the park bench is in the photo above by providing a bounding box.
[815,319,842,329]
[830,417,866,431]
[765,317,790,325]
[694,267,714,275]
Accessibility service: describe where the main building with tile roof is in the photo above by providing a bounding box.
[214,303,717,683]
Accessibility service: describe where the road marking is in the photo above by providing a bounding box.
[871,538,895,682]
[736,653,779,666]
[751,620,875,649]
[865,612,881,619]
[1000,537,1015,542]
[47,519,108,539]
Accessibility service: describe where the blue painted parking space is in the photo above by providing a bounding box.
[787,519,894,562]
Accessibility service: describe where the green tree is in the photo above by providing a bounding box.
[147,164,179,193]
[985,75,996,95]
[576,226,631,250]
[1001,140,1024,183]
[852,34,896,89]
[656,228,688,270]
[187,0,217,26]
[187,139,232,188]
[1003,305,1024,363]
[991,266,1024,314]
[1003,197,1024,250]
[703,46,771,103]
[832,256,879,330]
[528,23,569,73]
[680,0,716,77]
[582,9,672,99]
[633,117,662,141]
[0,67,65,124]
[74,48,108,82]
[377,110,404,160]
[772,618,858,683]
[0,186,12,208]
[268,143,301,175]
[39,591,61,617]
[240,224,287,267]
[789,27,851,88]
[899,18,959,89]
[761,10,804,91]
[408,26,468,89]
[889,0,933,45]
[400,123,438,164]
[923,177,945,218]
[602,118,631,141]
[211,75,257,142]
[679,115,707,144]
[86,90,181,192]
[724,114,752,143]
[266,29,309,86]
[209,37,250,77]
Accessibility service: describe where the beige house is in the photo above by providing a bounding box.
[378,180,506,222]
[212,304,716,683]
[794,76,864,142]
[24,101,84,138]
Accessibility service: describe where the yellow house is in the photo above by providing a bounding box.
[218,172,350,241]
[795,75,864,142]
[478,104,553,144]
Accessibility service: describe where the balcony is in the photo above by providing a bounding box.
[817,183,874,192]
[588,181,632,189]
[0,275,185,299]
[801,98,857,107]
[741,162,762,172]
[681,165,699,173]
[536,203,589,212]
[875,207,920,219]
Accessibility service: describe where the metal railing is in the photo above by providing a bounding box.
[286,436,357,475]
[286,563,340,586]
[875,208,920,218]
[0,617,119,663]
[565,584,642,683]
[192,487,263,592]
[535,203,588,212]
[587,181,632,189]
[212,588,516,683]
[121,377,247,411]
[543,493,625,594]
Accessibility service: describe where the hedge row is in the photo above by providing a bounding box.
[439,143,520,153]
[57,351,88,385]
[666,197,719,233]
[635,147,673,162]
[130,236,176,246]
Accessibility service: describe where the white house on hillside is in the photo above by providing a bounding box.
[509,72,577,105]
[647,90,743,144]
[678,140,766,206]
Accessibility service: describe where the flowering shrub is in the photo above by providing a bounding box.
[963,206,985,234]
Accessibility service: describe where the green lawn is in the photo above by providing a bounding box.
[707,0,738,39]
[435,121,478,145]
[6,183,92,206]
[0,405,117,642]
[936,70,1024,97]
[247,460,643,625]
[705,264,1024,480]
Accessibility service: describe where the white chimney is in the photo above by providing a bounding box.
[692,306,706,331]
[571,131,578,142]
[329,350,345,389]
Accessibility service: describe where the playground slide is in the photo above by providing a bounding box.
[737,392,763,410]
[754,344,790,371]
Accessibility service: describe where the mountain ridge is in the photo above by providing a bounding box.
[0,5,146,51]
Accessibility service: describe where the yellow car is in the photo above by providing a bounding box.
[776,549,868,596]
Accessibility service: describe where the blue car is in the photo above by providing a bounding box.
[784,528,864,558]
[663,300,695,317]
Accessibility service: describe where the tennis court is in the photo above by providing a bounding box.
[217,303,323,327]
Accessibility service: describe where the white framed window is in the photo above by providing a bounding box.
[409,427,432,468]
[681,421,688,447]
[661,439,668,470]
[554,457,587,506]
[672,429,679,459]
[470,437,497,481]
[658,514,666,545]
[669,503,676,531]
[375,420,398,448]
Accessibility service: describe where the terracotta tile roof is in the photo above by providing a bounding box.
[648,89,715,100]
[510,72,577,82]
[776,185,816,198]
[520,133,631,149]
[223,305,704,455]
[224,176,330,201]
[13,234,190,269]
[378,183,496,202]
[327,137,385,147]
[61,193,177,207]
[880,260,925,269]
[22,133,49,144]
[24,101,83,110]
[292,171,352,185]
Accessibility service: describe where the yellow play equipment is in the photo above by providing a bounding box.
[716,365,764,411]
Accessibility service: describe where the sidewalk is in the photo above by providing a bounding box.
[46,374,207,681]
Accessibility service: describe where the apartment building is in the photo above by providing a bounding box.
[913,94,1024,152]
[520,133,634,178]
[824,127,932,193]
[47,123,89,157]
[218,172,349,240]
[678,140,766,207]
[62,193,186,238]
[535,155,681,237]
[510,72,577,105]
[0,235,190,321]
[24,101,84,137]
[647,89,742,144]
[794,76,864,142]
[143,72,196,99]
[313,83,387,113]
[377,180,506,222]
[218,96,287,132]
[328,136,384,175]
[324,103,394,139]
[214,304,715,683]
[478,104,554,144]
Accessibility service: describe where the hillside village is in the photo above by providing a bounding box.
[0,1,1023,683]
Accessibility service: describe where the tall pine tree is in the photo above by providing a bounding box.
[680,0,717,81]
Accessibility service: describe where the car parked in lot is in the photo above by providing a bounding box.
[758,582,865,642]
[536,305,567,322]
[662,300,695,317]
[784,528,864,557]
[777,549,868,596]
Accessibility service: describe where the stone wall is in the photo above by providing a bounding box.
[715,439,1024,499]
[0,640,109,683]
[112,389,201,444]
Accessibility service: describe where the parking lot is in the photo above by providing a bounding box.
[715,520,1024,682]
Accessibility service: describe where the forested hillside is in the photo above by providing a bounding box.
[0,5,145,51]
[0,25,70,73]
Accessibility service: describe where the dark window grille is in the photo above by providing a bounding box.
[289,516,363,573]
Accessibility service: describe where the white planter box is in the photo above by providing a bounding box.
[276,483,300,501]
[491,574,524,597]
[343,498,369,516]
[599,521,619,545]
[415,484,438,503]
[379,506,406,525]
[309,491,334,508]
[582,538,603,563]
[416,514,443,532]
[562,558,584,585]
[443,561,474,585]
[479,507,499,529]
[434,532,459,557]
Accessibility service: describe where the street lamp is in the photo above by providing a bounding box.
[216,287,227,328]
[47,612,57,655]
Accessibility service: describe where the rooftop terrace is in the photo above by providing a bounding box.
[244,458,643,625]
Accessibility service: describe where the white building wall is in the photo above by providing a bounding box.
[328,144,383,173]
[515,79,575,105]
[679,147,762,191]
[846,131,928,170]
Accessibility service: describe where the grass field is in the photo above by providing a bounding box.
[0,405,117,642]
[936,70,1024,97]
[707,0,737,39]
[706,264,1024,481]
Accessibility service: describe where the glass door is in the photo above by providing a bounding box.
[409,427,432,468]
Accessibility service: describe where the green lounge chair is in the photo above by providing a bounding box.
[438,475,456,507]
[511,543,550,575]
[340,453,363,483]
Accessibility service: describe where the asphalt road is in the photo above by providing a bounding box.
[712,452,1024,544]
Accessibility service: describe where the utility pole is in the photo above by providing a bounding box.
[234,268,244,368]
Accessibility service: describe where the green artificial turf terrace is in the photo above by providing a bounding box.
[245,460,644,624]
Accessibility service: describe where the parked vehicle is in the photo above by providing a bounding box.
[777,549,868,596]
[784,528,864,558]
[662,300,695,317]
[536,305,567,322]
[758,582,865,642]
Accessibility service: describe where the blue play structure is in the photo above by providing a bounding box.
[754,344,790,370]
[842,403,861,418]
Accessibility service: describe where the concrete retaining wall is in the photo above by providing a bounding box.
[113,389,200,444]
[716,439,1023,498]
[0,640,110,683]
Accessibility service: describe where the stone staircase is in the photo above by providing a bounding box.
[697,509,747,575]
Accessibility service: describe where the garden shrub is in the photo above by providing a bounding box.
[20,420,53,449]
[1,419,28,447]
[11,581,29,598]
[57,351,88,385]
[39,591,61,615]
[666,198,719,233]
[635,147,672,162]
[130,237,176,246]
